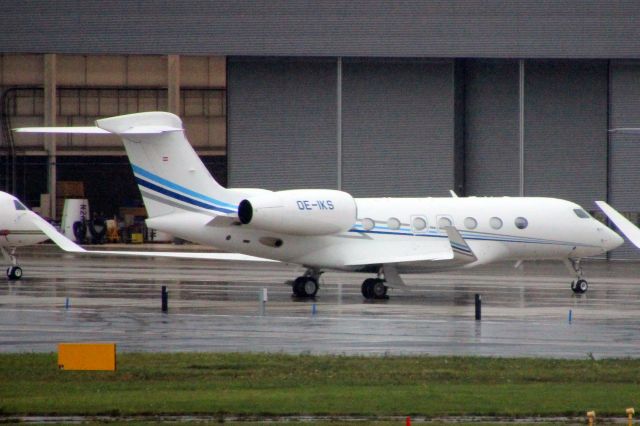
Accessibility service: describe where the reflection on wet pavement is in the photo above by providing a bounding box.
[2,245,640,358]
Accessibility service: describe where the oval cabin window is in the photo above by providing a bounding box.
[438,217,453,229]
[412,217,427,231]
[514,217,528,229]
[464,217,478,230]
[361,218,375,231]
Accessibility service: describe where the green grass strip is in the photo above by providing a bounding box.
[1,353,639,417]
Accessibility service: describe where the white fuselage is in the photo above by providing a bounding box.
[147,196,622,273]
[0,192,48,248]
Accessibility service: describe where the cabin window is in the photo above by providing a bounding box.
[387,217,401,230]
[13,200,26,211]
[514,217,528,229]
[438,216,453,229]
[464,217,477,230]
[573,209,590,219]
[361,218,375,231]
[412,217,427,231]
[490,217,503,230]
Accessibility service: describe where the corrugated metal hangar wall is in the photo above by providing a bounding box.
[228,58,609,204]
[2,1,640,258]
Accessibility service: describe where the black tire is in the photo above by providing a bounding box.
[361,278,377,299]
[372,279,387,299]
[8,266,22,280]
[293,277,306,297]
[576,279,588,293]
[303,277,319,297]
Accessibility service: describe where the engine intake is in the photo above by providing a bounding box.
[237,189,356,236]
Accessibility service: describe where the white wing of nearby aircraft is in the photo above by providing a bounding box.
[0,192,49,279]
[595,201,640,249]
[15,112,625,298]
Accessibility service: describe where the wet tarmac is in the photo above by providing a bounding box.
[2,245,640,358]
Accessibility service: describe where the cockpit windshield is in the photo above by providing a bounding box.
[13,200,27,211]
[573,208,590,219]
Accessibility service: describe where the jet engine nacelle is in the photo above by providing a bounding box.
[237,189,357,236]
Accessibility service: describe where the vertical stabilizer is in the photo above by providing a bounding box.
[96,112,241,218]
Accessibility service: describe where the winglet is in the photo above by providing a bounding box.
[596,201,640,248]
[449,190,459,198]
[28,212,86,253]
[443,226,477,263]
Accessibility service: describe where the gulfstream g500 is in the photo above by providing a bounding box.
[16,112,624,298]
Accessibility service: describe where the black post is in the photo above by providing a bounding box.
[161,286,168,313]
[475,293,481,320]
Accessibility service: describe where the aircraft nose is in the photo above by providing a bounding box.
[603,227,624,251]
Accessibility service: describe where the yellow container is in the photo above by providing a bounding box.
[58,343,116,371]
[130,233,144,244]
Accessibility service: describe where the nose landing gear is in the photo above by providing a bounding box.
[2,247,22,280]
[571,278,588,294]
[567,258,588,294]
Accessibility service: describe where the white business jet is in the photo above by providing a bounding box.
[15,112,624,299]
[0,191,49,279]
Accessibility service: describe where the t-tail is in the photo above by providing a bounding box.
[14,112,245,219]
[96,112,243,218]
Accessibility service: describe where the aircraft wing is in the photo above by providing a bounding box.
[342,250,454,266]
[28,211,278,262]
[596,201,640,249]
[342,226,477,267]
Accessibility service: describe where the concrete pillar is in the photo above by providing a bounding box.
[44,54,57,219]
[167,54,180,114]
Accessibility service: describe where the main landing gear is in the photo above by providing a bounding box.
[361,277,388,299]
[568,258,588,294]
[1,247,22,280]
[291,269,321,298]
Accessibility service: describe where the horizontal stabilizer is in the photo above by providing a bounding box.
[596,201,640,249]
[14,126,110,134]
[13,125,181,135]
[29,211,276,262]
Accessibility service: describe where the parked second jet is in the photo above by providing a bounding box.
[0,191,48,279]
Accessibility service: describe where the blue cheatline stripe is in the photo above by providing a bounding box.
[131,164,237,210]
[348,228,594,248]
[350,222,593,246]
[135,177,236,214]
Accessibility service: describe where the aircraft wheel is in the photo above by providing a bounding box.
[302,277,319,297]
[576,279,588,294]
[293,276,318,298]
[570,280,578,293]
[362,278,382,299]
[371,279,388,299]
[7,266,22,280]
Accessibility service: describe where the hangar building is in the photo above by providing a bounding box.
[1,1,640,258]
